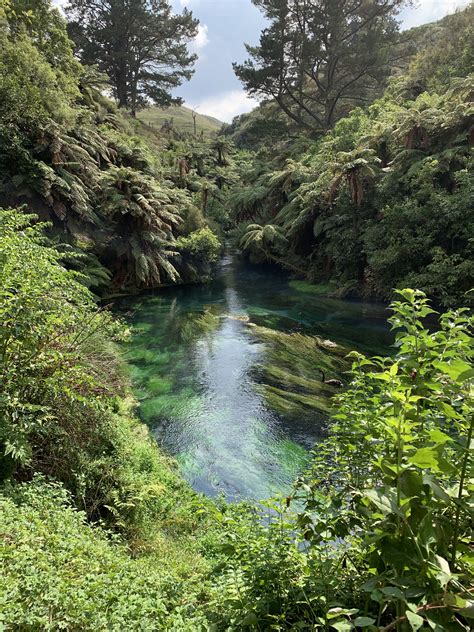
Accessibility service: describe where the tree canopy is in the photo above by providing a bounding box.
[234,0,409,131]
[66,0,198,115]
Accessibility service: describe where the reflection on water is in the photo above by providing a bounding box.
[116,250,392,501]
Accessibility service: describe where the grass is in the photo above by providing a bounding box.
[138,105,223,137]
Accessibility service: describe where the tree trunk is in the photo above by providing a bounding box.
[201,187,209,212]
[116,67,128,109]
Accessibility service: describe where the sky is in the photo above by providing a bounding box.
[54,0,471,122]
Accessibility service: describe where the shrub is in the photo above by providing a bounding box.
[175,227,221,264]
[0,477,208,630]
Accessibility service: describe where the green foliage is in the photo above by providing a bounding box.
[67,0,198,114]
[235,0,407,131]
[232,57,474,304]
[0,209,124,472]
[1,2,473,630]
[0,0,229,292]
[0,209,213,545]
[399,4,474,96]
[205,290,473,631]
[1,218,473,631]
[175,227,221,264]
[99,166,183,287]
[291,289,473,630]
[0,478,209,630]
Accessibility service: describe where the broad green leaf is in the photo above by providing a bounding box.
[409,447,440,470]
[365,489,402,516]
[433,359,472,381]
[240,613,258,626]
[354,617,375,627]
[432,555,452,587]
[327,608,359,619]
[406,611,424,631]
[429,428,452,445]
[331,621,354,632]
[381,587,405,599]
[457,600,474,619]
[389,362,398,376]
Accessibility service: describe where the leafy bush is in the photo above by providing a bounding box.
[175,227,221,264]
[0,209,124,472]
[0,477,208,630]
[292,289,473,630]
[0,209,216,548]
[230,24,474,306]
[0,0,233,293]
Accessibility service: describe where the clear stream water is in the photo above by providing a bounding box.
[116,250,392,501]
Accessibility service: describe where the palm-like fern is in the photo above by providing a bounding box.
[328,148,381,207]
[230,183,270,221]
[393,96,443,149]
[240,223,288,252]
[268,159,311,195]
[99,166,182,287]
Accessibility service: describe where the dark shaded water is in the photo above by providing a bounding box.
[116,251,392,501]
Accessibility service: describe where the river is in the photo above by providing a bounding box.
[116,250,392,501]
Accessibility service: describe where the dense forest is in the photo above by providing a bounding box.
[0,0,473,630]
[226,4,473,306]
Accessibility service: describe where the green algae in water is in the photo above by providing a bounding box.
[124,347,159,364]
[257,384,331,417]
[133,321,155,333]
[139,391,205,423]
[147,376,174,395]
[250,326,349,420]
[114,249,391,501]
[181,309,222,343]
[273,439,311,477]
[289,280,336,295]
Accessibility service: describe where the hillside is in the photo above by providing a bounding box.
[138,104,224,137]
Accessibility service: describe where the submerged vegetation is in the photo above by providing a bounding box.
[0,0,473,629]
[251,326,348,419]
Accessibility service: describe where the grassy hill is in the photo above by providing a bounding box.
[138,105,224,137]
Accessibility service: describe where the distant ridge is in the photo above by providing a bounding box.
[138,105,224,137]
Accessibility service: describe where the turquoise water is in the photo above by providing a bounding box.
[116,250,392,501]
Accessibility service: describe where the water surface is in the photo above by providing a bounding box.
[117,251,392,501]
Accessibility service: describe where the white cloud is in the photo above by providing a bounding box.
[402,0,471,28]
[186,90,259,123]
[190,24,209,53]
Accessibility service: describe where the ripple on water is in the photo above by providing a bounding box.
[115,252,392,500]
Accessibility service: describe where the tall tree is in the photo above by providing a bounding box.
[66,0,198,115]
[234,0,409,131]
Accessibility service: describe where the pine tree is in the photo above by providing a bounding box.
[234,0,409,131]
[66,0,198,115]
